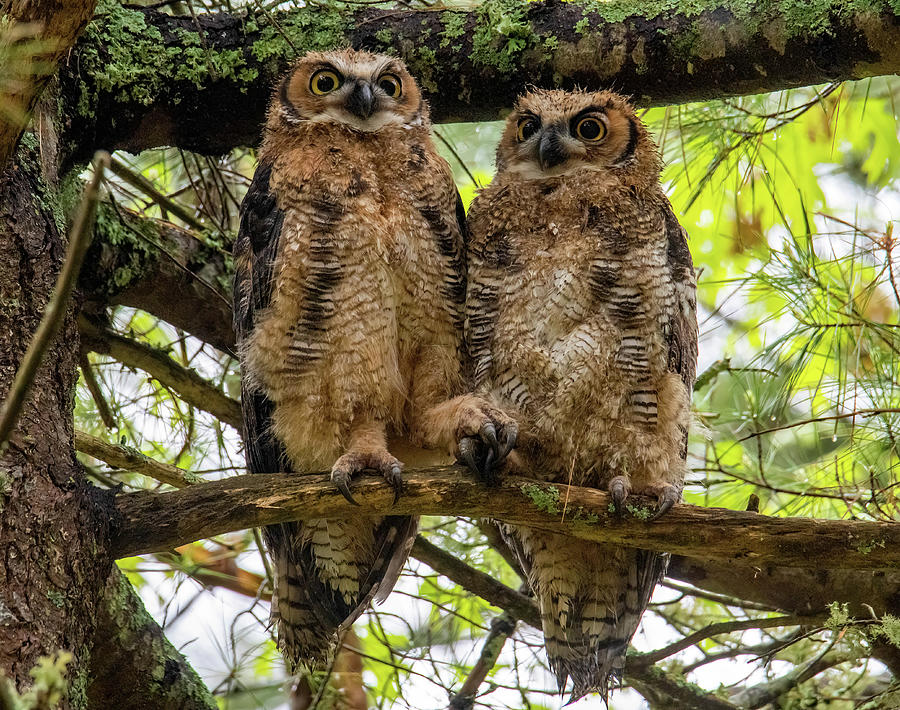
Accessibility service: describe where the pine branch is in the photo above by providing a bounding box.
[112,467,900,570]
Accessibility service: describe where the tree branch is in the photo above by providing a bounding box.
[81,203,234,354]
[111,467,900,571]
[75,430,203,489]
[78,315,242,429]
[60,0,900,162]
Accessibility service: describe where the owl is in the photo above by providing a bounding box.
[233,49,513,668]
[466,89,698,701]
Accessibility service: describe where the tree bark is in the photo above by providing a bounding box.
[58,0,900,163]
[111,468,900,571]
[0,139,112,706]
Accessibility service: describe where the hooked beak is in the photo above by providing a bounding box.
[346,81,376,120]
[538,126,569,171]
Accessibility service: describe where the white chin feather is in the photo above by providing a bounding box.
[307,108,410,132]
[507,161,606,180]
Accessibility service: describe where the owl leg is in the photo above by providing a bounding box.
[331,419,403,506]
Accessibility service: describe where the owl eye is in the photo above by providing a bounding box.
[310,69,342,96]
[516,117,539,142]
[377,73,402,99]
[575,116,607,142]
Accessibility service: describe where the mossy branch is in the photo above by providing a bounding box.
[112,467,900,571]
[61,0,900,161]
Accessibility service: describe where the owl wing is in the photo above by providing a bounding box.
[233,158,288,476]
[234,160,346,660]
[663,201,698,392]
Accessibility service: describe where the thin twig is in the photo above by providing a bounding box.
[107,157,208,232]
[632,614,814,668]
[0,151,109,449]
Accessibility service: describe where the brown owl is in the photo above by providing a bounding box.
[466,89,698,700]
[233,49,513,668]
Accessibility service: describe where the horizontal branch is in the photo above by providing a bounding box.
[60,0,900,161]
[112,467,900,571]
[78,316,242,429]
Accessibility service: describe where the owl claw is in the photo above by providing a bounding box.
[480,421,499,457]
[607,475,630,514]
[651,485,680,520]
[385,463,404,505]
[331,450,404,506]
[498,422,519,460]
[332,471,361,506]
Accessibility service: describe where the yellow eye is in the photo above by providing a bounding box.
[310,69,342,96]
[377,73,402,99]
[575,116,606,142]
[516,116,539,142]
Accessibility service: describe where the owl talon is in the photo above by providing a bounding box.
[607,475,631,514]
[332,471,361,506]
[481,446,497,484]
[480,421,499,457]
[650,485,680,520]
[385,463,404,505]
[498,422,519,461]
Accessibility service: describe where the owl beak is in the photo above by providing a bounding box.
[346,81,376,120]
[538,126,569,171]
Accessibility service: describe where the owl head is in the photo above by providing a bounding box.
[274,49,426,132]
[495,89,661,181]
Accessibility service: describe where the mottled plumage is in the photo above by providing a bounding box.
[466,89,698,701]
[233,49,482,668]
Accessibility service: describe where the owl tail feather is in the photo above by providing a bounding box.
[534,545,668,704]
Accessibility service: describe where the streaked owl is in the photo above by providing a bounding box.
[233,49,512,668]
[466,89,698,701]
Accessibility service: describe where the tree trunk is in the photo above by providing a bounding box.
[0,138,112,707]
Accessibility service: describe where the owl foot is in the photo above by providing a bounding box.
[607,475,631,515]
[456,403,518,485]
[645,483,681,520]
[331,450,404,506]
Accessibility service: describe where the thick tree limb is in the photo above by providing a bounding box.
[112,467,900,571]
[60,0,900,162]
[78,315,242,429]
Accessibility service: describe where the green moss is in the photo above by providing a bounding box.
[626,503,654,521]
[855,537,885,555]
[87,201,156,297]
[375,28,394,46]
[471,0,541,73]
[76,0,352,118]
[440,12,467,48]
[521,483,561,515]
[46,589,65,609]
